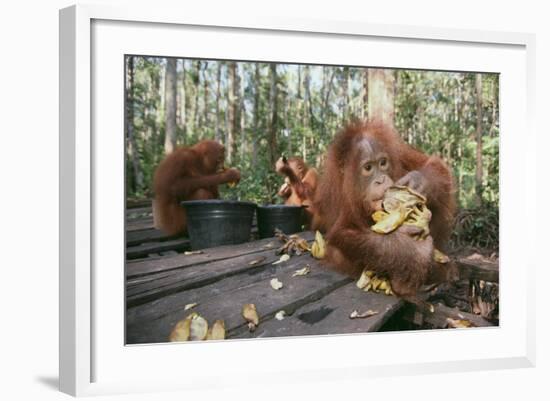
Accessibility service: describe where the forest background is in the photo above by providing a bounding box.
[125,57,499,250]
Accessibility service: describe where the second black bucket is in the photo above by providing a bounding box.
[256,205,304,239]
[181,199,256,250]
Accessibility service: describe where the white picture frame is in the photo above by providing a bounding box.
[59,4,536,397]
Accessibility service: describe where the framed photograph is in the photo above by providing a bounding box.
[60,4,536,396]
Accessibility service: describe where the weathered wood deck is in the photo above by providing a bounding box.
[125,202,498,345]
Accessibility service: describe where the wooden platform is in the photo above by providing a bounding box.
[125,201,498,345]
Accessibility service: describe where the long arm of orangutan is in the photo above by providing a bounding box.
[275,158,308,200]
[396,145,456,245]
[396,145,453,203]
[277,179,292,199]
[301,168,319,197]
[170,168,240,198]
[326,221,434,297]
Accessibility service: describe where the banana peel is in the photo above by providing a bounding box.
[371,208,411,234]
[433,248,450,264]
[169,317,192,342]
[403,204,432,240]
[206,320,226,340]
[311,231,326,259]
[169,312,209,342]
[371,186,431,237]
[356,269,393,295]
[242,303,260,331]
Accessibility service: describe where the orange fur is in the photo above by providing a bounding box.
[276,157,319,226]
[152,140,240,235]
[313,120,456,296]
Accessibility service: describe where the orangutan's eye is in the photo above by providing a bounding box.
[379,158,388,168]
[362,163,374,175]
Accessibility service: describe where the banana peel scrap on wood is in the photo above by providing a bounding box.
[446,317,475,329]
[349,309,379,319]
[311,230,326,259]
[275,229,311,256]
[169,312,226,342]
[242,303,260,331]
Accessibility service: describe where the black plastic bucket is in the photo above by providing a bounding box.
[256,205,304,239]
[181,200,256,250]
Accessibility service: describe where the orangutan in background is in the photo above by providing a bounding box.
[275,156,319,226]
[152,140,240,235]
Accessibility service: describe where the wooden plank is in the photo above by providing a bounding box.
[456,258,499,282]
[402,302,495,328]
[125,232,301,277]
[234,283,403,339]
[127,198,153,208]
[126,217,155,232]
[126,256,351,344]
[126,245,279,296]
[126,243,310,306]
[126,206,152,217]
[126,228,177,247]
[127,258,288,337]
[126,238,191,260]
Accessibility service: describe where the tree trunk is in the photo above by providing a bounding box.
[179,60,187,143]
[126,56,144,193]
[226,61,237,164]
[285,94,291,156]
[320,68,336,138]
[164,58,177,154]
[251,64,260,168]
[475,73,484,206]
[266,63,279,203]
[239,65,246,161]
[215,62,222,142]
[232,63,241,157]
[268,63,278,169]
[202,61,209,130]
[367,68,395,126]
[362,68,369,120]
[191,60,201,137]
[304,65,314,128]
[342,66,350,124]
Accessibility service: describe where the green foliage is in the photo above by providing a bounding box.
[451,206,499,250]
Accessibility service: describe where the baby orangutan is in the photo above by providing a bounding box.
[152,140,240,235]
[313,121,456,297]
[275,156,319,226]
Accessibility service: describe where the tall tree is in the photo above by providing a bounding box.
[202,61,209,129]
[125,56,144,192]
[180,60,191,143]
[342,66,350,124]
[367,68,395,125]
[251,64,261,167]
[322,68,336,126]
[232,63,242,155]
[303,65,313,128]
[215,62,222,142]
[362,69,369,120]
[226,61,237,163]
[475,73,484,206]
[268,63,279,168]
[192,60,202,137]
[239,65,247,161]
[164,58,177,154]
